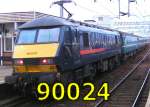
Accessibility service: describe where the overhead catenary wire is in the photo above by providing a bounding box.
[132,1,144,18]
[50,0,147,20]
[71,0,117,17]
[128,0,148,21]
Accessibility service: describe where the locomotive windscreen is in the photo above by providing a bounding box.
[17,27,60,44]
[17,30,36,44]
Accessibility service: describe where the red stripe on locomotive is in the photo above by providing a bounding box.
[80,48,106,55]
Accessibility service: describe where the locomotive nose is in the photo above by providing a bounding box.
[13,43,59,58]
[12,43,59,73]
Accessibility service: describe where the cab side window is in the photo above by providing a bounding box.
[82,32,89,48]
[64,27,71,44]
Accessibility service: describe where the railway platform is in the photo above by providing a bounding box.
[0,66,12,84]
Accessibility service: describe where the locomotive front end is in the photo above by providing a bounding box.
[5,27,62,88]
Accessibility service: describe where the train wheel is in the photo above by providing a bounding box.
[102,60,108,72]
[124,54,127,61]
[108,58,114,71]
[84,64,96,82]
[60,72,74,87]
[115,55,121,67]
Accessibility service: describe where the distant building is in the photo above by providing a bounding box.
[83,15,113,28]
[113,18,150,37]
[0,11,50,65]
[91,15,150,37]
[92,15,113,28]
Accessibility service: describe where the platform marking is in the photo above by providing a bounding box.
[145,91,150,107]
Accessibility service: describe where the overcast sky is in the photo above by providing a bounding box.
[0,0,149,21]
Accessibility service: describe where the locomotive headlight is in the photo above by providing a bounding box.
[14,59,24,65]
[40,58,54,65]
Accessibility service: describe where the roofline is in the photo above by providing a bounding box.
[0,11,47,14]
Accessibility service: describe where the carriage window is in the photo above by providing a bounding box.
[116,36,120,45]
[72,29,77,43]
[90,32,94,48]
[115,36,118,44]
[83,33,89,48]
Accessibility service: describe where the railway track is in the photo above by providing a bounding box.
[0,96,29,107]
[1,46,149,107]
[0,83,30,107]
[131,68,150,107]
[32,46,150,107]
[94,49,150,107]
[0,83,17,101]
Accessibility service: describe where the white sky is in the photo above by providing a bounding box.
[0,0,150,21]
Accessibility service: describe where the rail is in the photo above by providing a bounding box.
[94,49,150,107]
[131,68,150,107]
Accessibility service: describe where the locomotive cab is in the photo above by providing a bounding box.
[5,18,79,86]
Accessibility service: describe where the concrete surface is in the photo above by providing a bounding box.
[0,66,13,84]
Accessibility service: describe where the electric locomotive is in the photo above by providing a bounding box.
[5,15,144,88]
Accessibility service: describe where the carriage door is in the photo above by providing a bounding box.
[71,27,80,65]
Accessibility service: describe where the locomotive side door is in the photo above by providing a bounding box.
[61,26,73,70]
[71,27,80,67]
[61,26,80,71]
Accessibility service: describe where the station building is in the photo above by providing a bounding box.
[0,11,50,66]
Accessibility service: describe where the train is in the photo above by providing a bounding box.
[5,15,147,89]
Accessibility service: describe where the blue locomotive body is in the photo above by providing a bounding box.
[5,16,147,86]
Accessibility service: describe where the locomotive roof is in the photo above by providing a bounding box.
[78,26,120,35]
[119,31,141,37]
[18,15,118,32]
[18,15,138,37]
[19,15,73,29]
